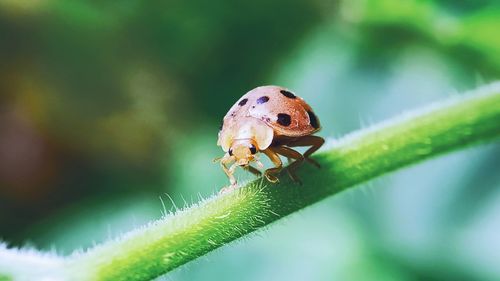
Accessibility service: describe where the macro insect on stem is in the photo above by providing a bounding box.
[215,86,325,193]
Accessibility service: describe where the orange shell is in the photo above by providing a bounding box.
[218,85,321,150]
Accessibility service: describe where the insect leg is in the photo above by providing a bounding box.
[272,146,304,184]
[262,148,283,183]
[286,135,325,168]
[243,165,262,177]
[220,154,237,186]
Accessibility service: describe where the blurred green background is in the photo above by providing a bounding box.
[1,0,500,280]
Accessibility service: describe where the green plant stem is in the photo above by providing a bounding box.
[0,244,65,281]
[60,83,500,280]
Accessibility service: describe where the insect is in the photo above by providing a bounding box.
[215,85,324,193]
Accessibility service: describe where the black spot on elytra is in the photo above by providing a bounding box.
[280,90,296,99]
[277,113,291,126]
[256,96,269,104]
[238,98,248,106]
[307,110,319,129]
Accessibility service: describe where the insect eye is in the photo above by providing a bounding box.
[228,149,233,156]
[249,145,257,154]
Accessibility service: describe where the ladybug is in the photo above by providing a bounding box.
[215,85,324,192]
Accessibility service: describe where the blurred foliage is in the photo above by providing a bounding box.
[0,0,499,280]
[341,0,500,76]
[0,0,326,242]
